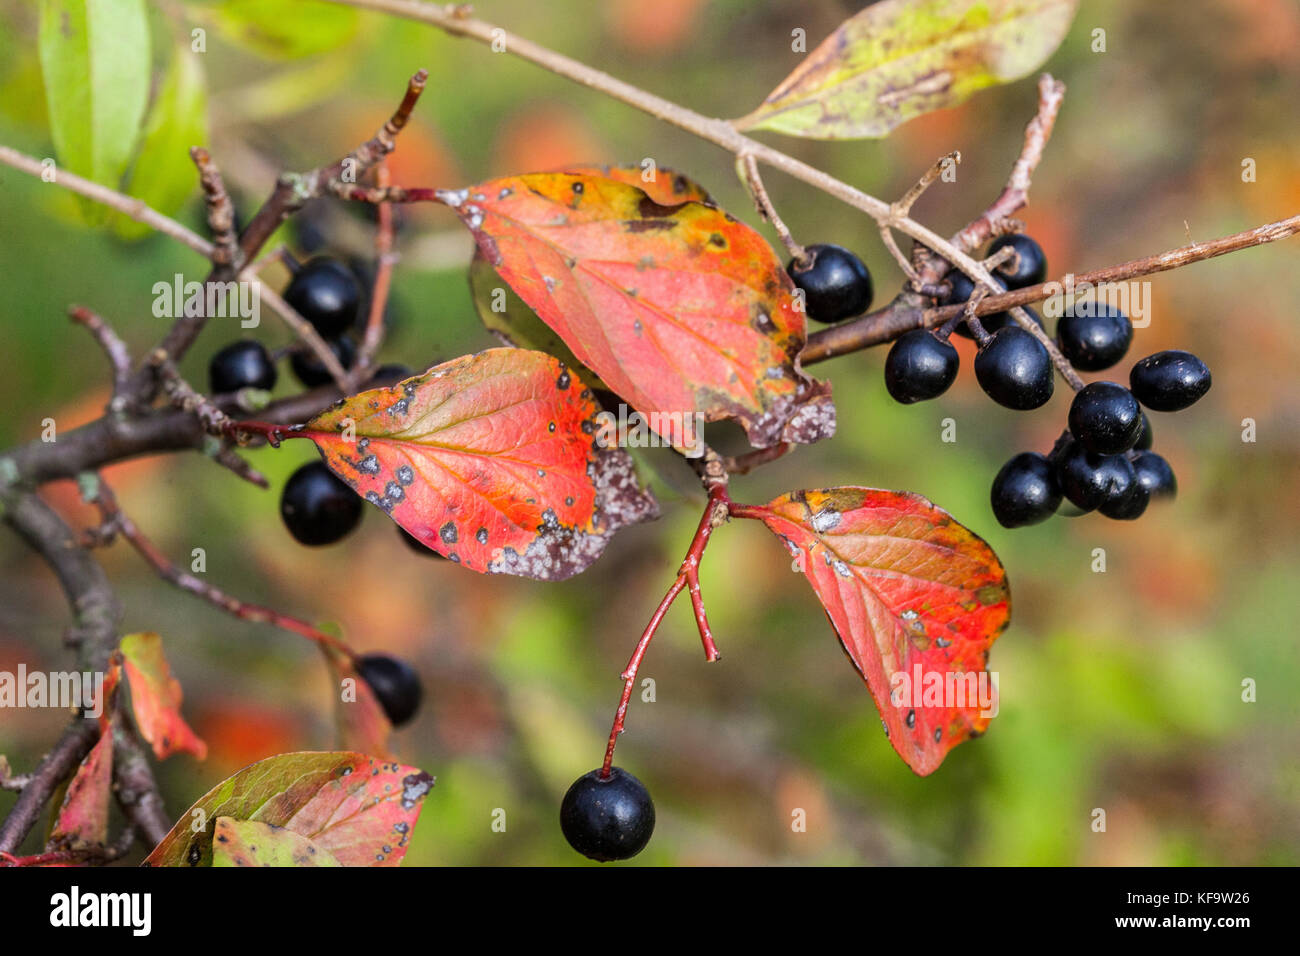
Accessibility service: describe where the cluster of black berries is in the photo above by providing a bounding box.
[873,233,1210,529]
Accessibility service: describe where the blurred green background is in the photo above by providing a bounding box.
[1,0,1297,865]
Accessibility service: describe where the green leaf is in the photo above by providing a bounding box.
[211,817,343,867]
[38,0,151,222]
[210,0,360,59]
[735,0,1078,140]
[114,45,208,241]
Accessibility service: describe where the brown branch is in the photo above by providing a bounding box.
[110,724,171,849]
[191,147,242,270]
[354,162,398,379]
[68,306,132,411]
[0,720,99,855]
[736,153,807,265]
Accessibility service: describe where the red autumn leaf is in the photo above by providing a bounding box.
[48,729,113,850]
[438,172,835,451]
[747,488,1009,775]
[300,348,657,580]
[321,644,393,760]
[120,632,207,761]
[145,751,434,867]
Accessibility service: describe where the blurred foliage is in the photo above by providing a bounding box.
[1,0,1298,866]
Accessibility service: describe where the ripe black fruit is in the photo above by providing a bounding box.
[283,257,361,338]
[354,653,422,726]
[290,335,357,388]
[280,461,362,546]
[1068,381,1143,454]
[884,329,959,404]
[1056,303,1132,371]
[208,340,277,394]
[560,767,655,862]
[1055,443,1137,513]
[988,233,1048,288]
[1129,350,1212,411]
[787,244,873,323]
[974,326,1054,409]
[1132,450,1177,501]
[990,452,1061,528]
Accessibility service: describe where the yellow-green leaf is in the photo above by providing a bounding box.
[211,817,343,867]
[38,0,151,221]
[114,46,208,241]
[735,0,1078,140]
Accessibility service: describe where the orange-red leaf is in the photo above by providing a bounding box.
[301,348,657,580]
[560,163,713,206]
[120,632,207,761]
[48,729,113,850]
[438,172,835,450]
[749,488,1009,775]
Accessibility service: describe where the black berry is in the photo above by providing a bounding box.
[988,233,1048,288]
[990,452,1061,528]
[974,326,1054,410]
[1129,350,1212,411]
[354,653,422,726]
[1068,381,1143,454]
[283,257,362,338]
[1133,412,1154,451]
[290,335,357,388]
[1099,480,1148,520]
[208,340,277,394]
[280,461,362,546]
[884,329,959,404]
[560,767,655,862]
[1056,303,1132,371]
[370,363,414,385]
[399,526,444,558]
[1132,450,1177,501]
[1055,443,1137,513]
[787,244,873,323]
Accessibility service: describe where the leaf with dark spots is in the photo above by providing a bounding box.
[300,348,658,581]
[120,632,206,761]
[735,0,1078,139]
[560,163,713,206]
[144,752,432,867]
[439,172,834,451]
[211,817,342,867]
[745,488,1009,775]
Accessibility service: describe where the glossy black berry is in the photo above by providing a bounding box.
[787,244,873,323]
[560,767,655,862]
[1056,303,1132,371]
[290,335,357,388]
[208,340,277,394]
[1055,443,1137,513]
[1068,381,1143,455]
[283,257,361,338]
[974,326,1054,410]
[1129,350,1212,411]
[398,526,444,558]
[1132,450,1177,501]
[1133,412,1154,451]
[988,233,1048,288]
[280,461,362,546]
[884,329,959,404]
[1100,480,1148,520]
[355,653,422,727]
[990,452,1061,528]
